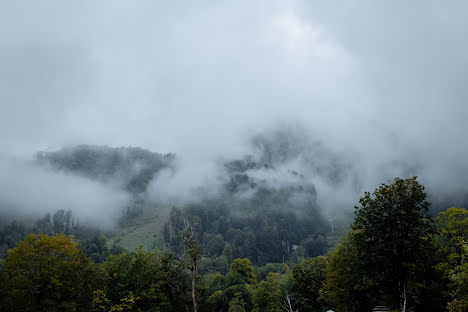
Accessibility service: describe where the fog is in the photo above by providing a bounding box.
[1,1,468,223]
[0,156,128,226]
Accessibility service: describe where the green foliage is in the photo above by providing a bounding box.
[428,207,468,311]
[0,220,27,258]
[436,207,468,269]
[225,284,254,312]
[81,234,111,263]
[206,289,228,311]
[164,155,328,266]
[255,262,286,281]
[159,140,335,266]
[292,255,327,312]
[102,248,183,312]
[320,205,464,312]
[223,243,233,263]
[435,208,468,312]
[447,243,468,312]
[92,290,140,312]
[229,293,247,312]
[321,232,376,312]
[253,272,291,312]
[203,258,258,312]
[0,233,106,312]
[227,258,257,286]
[2,176,467,312]
[92,290,111,311]
[299,232,329,258]
[0,209,112,261]
[352,177,434,311]
[204,273,228,294]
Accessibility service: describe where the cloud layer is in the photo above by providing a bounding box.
[1,1,468,220]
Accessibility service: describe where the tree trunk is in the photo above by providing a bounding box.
[281,291,296,312]
[180,220,200,312]
[399,280,407,312]
[192,262,198,312]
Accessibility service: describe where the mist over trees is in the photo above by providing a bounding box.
[164,154,328,266]
[19,134,343,266]
[35,145,175,194]
[3,131,465,269]
[0,176,466,312]
[1,1,468,311]
[0,125,467,312]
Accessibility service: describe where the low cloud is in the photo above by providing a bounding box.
[1,1,467,222]
[0,155,129,227]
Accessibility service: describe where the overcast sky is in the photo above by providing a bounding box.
[1,1,468,218]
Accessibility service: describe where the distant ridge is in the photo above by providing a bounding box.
[36,145,175,194]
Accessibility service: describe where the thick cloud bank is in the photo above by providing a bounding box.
[0,156,128,227]
[1,1,468,222]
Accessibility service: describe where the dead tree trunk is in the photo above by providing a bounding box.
[180,220,201,312]
[281,291,297,312]
[399,280,407,312]
[191,263,198,312]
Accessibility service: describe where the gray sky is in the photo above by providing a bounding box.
[1,1,468,219]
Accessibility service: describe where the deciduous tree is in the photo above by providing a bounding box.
[292,255,327,311]
[0,233,105,312]
[352,176,434,312]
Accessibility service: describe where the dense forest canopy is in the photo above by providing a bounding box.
[164,155,328,266]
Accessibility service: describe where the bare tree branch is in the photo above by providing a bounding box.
[280,291,297,312]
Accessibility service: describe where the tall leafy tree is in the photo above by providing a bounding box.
[352,176,434,312]
[101,248,179,312]
[436,207,468,269]
[253,272,291,312]
[292,255,327,312]
[227,258,257,286]
[225,258,257,311]
[0,233,106,312]
[321,232,377,312]
[447,243,468,312]
[434,208,468,312]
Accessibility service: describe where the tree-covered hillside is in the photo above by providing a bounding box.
[159,129,352,266]
[35,145,175,194]
[29,137,342,265]
[164,155,332,267]
[0,179,466,312]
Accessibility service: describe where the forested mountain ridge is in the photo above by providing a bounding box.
[25,138,339,265]
[35,145,175,194]
[164,154,332,267]
[17,136,465,265]
[0,142,466,311]
[250,127,354,186]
